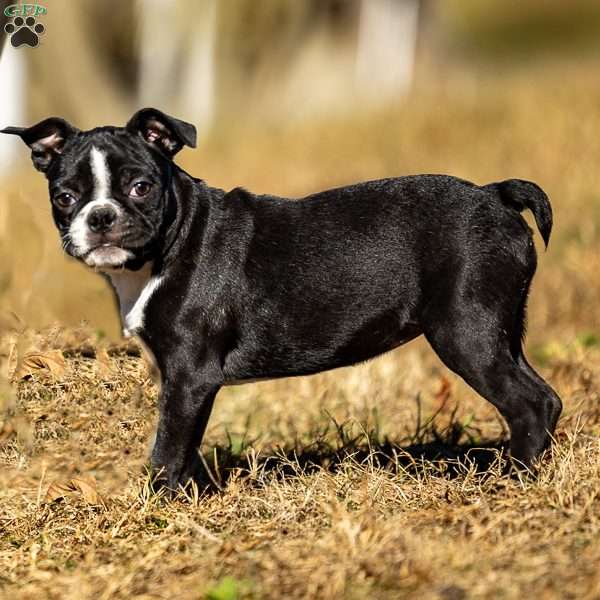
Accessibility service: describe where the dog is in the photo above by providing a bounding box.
[2,108,562,488]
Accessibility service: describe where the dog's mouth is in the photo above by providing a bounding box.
[83,244,134,270]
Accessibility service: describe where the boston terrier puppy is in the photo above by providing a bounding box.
[1,109,562,488]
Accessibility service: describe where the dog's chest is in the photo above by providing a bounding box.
[107,263,161,336]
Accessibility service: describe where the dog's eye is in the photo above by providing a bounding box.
[130,181,152,198]
[53,193,77,210]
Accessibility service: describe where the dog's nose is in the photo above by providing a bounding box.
[88,206,117,233]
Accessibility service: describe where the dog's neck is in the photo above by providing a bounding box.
[154,167,209,270]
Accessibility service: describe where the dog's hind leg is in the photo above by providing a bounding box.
[421,291,561,468]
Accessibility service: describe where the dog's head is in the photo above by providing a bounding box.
[1,108,196,270]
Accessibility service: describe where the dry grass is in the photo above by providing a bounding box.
[1,61,600,598]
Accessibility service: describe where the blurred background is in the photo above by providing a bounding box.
[1,0,600,349]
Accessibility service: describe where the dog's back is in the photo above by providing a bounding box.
[217,175,550,380]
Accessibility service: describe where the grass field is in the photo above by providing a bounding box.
[1,62,599,599]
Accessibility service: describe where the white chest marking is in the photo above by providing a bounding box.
[107,263,162,336]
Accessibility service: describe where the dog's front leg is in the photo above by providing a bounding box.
[150,375,220,491]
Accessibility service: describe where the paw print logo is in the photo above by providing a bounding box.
[4,16,45,48]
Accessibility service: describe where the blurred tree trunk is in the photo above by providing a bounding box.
[27,0,133,126]
[0,1,26,175]
[355,0,420,101]
[137,0,217,138]
[0,0,10,53]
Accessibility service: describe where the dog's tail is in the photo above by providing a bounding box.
[485,179,553,248]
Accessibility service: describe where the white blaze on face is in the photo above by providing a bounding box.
[69,146,133,269]
[90,146,111,201]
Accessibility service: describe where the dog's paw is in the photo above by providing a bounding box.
[4,16,45,48]
[149,453,211,495]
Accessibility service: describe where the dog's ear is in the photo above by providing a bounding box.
[126,108,197,157]
[0,118,78,173]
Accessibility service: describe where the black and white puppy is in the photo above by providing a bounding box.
[2,109,562,487]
